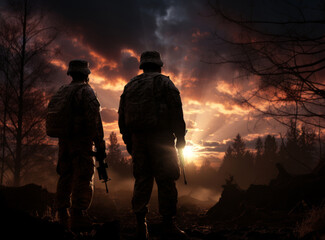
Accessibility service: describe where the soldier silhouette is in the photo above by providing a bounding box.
[118,51,188,239]
[46,60,106,231]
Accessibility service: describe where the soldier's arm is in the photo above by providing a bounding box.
[82,86,105,150]
[118,91,133,154]
[165,79,186,143]
[118,91,131,145]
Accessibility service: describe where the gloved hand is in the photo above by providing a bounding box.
[176,136,186,149]
[96,140,107,159]
[97,147,107,159]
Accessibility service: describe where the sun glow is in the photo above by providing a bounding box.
[183,145,195,159]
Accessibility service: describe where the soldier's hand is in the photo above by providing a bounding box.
[176,136,186,149]
[96,140,107,159]
[97,148,107,159]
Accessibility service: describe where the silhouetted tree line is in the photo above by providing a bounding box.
[217,124,321,189]
[107,124,322,192]
[106,132,132,178]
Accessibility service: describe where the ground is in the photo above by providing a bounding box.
[1,181,324,240]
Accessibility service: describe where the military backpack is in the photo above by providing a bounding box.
[46,83,86,138]
[123,73,169,131]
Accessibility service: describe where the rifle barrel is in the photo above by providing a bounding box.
[179,149,188,185]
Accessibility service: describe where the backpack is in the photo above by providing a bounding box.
[123,73,168,131]
[46,83,85,138]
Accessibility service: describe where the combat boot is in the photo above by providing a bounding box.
[57,208,70,229]
[135,214,149,240]
[162,217,188,240]
[69,208,93,232]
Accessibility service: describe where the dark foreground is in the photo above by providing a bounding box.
[1,164,325,240]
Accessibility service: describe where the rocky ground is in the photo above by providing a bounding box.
[1,164,325,240]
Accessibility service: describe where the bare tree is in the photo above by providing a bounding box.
[0,0,58,186]
[208,0,325,129]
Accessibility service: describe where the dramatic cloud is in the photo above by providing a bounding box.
[101,108,118,123]
[5,0,318,164]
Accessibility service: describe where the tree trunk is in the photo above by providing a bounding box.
[1,102,7,185]
[14,0,28,187]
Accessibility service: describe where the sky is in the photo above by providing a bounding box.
[5,0,323,166]
[44,0,290,166]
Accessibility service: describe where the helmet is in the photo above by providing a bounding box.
[67,59,91,76]
[139,51,163,69]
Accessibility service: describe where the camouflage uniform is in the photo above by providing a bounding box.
[56,61,105,212]
[118,53,186,219]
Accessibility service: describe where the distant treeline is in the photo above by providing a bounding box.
[106,123,323,192]
[1,124,322,193]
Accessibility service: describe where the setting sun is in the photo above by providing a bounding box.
[183,145,195,159]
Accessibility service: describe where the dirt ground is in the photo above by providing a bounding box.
[89,187,301,240]
[1,183,323,240]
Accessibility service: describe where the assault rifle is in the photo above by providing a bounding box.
[91,151,110,193]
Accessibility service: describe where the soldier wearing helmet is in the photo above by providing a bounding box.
[55,60,106,231]
[118,51,187,239]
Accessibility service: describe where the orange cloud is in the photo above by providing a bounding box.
[50,59,67,70]
[121,48,140,59]
[100,77,126,91]
[216,80,237,95]
[90,50,118,70]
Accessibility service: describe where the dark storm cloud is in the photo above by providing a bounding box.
[37,0,236,113]
[119,55,140,81]
[44,0,170,59]
[41,0,226,91]
[95,55,139,83]
[37,0,241,102]
[2,0,322,160]
[200,140,232,153]
[213,0,325,36]
[202,141,222,147]
[200,134,282,154]
[13,0,325,90]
